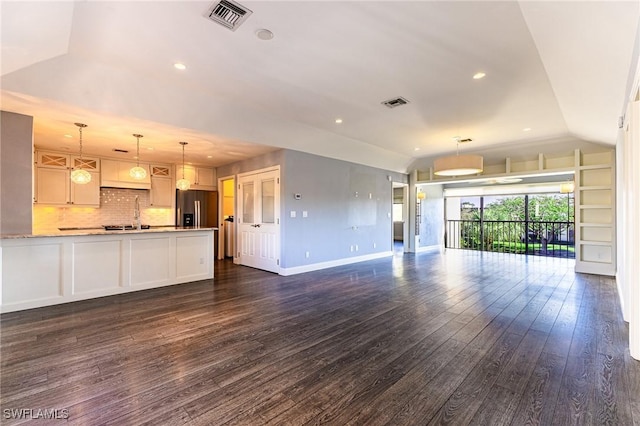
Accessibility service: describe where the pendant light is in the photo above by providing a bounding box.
[129,133,147,180]
[560,179,575,194]
[433,137,483,177]
[176,142,191,191]
[70,123,92,184]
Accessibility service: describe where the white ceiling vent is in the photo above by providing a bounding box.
[381,97,409,108]
[205,0,253,31]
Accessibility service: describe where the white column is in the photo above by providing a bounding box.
[616,121,628,321]
[628,99,640,360]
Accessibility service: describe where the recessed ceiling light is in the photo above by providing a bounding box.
[335,118,343,124]
[523,127,532,132]
[414,147,420,151]
[473,72,486,80]
[174,63,187,70]
[207,155,212,159]
[256,29,274,40]
[147,147,154,150]
[63,134,73,138]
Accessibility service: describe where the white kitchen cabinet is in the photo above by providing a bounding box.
[71,171,101,205]
[176,165,216,190]
[150,165,173,207]
[36,168,69,205]
[195,167,216,188]
[35,168,101,206]
[37,152,71,169]
[34,151,100,207]
[150,177,173,207]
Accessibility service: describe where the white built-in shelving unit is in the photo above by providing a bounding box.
[415,147,616,276]
[575,150,615,275]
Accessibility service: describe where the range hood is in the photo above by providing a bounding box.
[100,159,151,190]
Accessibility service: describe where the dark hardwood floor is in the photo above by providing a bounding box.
[1,250,639,425]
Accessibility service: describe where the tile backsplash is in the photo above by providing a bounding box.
[33,188,174,233]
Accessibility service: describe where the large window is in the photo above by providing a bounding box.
[447,192,575,258]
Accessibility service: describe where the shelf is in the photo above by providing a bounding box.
[579,205,612,209]
[578,185,612,191]
[578,240,612,246]
[416,167,575,185]
[578,164,612,171]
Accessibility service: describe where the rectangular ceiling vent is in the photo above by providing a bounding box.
[205,0,253,31]
[381,97,409,109]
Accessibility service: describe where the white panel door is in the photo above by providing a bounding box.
[238,169,280,273]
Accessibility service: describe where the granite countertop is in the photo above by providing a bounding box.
[1,226,218,239]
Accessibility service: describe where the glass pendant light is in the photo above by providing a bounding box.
[129,133,147,180]
[176,141,191,191]
[70,123,92,184]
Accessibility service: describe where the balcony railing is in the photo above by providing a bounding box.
[445,220,575,258]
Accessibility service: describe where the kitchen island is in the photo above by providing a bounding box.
[0,227,216,313]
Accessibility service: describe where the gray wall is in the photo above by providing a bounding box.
[215,150,285,178]
[418,185,444,248]
[217,148,408,270]
[281,150,406,268]
[1,111,33,234]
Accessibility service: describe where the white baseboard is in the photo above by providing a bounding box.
[279,251,394,276]
[416,244,442,253]
[575,262,616,277]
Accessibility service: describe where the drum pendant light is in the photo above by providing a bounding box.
[433,137,483,177]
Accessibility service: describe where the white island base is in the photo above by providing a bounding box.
[0,228,215,313]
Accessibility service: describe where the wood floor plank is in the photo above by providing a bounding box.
[508,276,582,426]
[426,331,523,425]
[552,274,600,425]
[1,251,638,426]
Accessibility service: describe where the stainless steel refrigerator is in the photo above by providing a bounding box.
[176,189,219,256]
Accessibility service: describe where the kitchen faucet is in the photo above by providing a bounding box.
[133,195,141,230]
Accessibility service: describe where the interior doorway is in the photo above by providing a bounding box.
[217,175,235,260]
[237,167,281,273]
[392,183,409,255]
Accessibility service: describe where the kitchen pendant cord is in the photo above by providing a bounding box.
[75,123,87,160]
[180,142,187,179]
[134,134,143,167]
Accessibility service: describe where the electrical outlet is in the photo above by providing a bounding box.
[355,244,359,252]
[350,245,354,252]
[199,258,204,264]
[305,251,310,258]
[373,242,377,249]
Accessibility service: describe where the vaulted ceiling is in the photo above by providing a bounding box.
[1,1,638,173]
